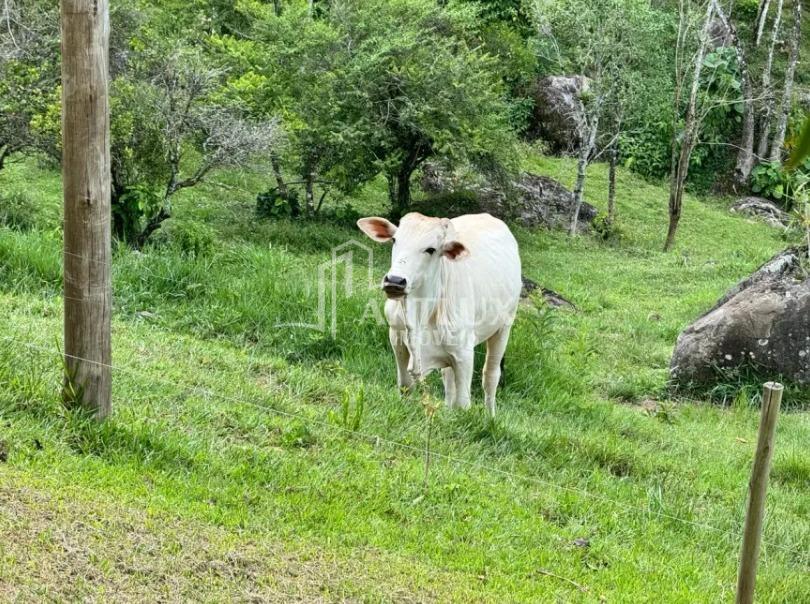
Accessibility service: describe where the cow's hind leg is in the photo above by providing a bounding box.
[390,328,413,392]
[483,326,512,417]
[442,367,456,406]
[452,349,474,410]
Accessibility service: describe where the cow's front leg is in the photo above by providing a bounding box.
[451,349,474,410]
[389,328,413,391]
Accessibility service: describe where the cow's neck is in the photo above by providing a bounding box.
[402,265,449,377]
[405,268,444,328]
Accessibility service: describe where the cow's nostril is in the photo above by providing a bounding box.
[384,275,407,288]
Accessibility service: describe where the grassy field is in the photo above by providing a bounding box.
[1,154,809,602]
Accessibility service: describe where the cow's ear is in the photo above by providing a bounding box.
[357,217,397,243]
[442,240,468,260]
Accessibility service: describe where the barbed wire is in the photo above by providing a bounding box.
[0,332,807,563]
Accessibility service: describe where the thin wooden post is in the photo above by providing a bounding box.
[61,0,112,418]
[735,382,783,604]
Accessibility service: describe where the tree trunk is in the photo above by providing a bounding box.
[665,0,714,252]
[135,207,170,249]
[607,147,617,224]
[269,153,301,217]
[569,110,599,236]
[305,171,315,216]
[713,3,755,185]
[270,154,288,199]
[61,0,112,418]
[757,0,784,161]
[769,0,801,163]
[755,0,772,46]
[394,167,412,221]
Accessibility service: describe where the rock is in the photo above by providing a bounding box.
[671,246,810,387]
[521,276,577,310]
[708,18,732,49]
[420,165,598,233]
[529,75,589,153]
[504,173,597,232]
[730,197,789,229]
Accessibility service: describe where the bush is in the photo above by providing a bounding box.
[592,213,624,242]
[0,191,39,231]
[316,200,360,225]
[151,220,216,257]
[750,160,810,209]
[112,184,163,243]
[256,188,300,219]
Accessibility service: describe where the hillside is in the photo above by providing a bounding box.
[1,156,809,602]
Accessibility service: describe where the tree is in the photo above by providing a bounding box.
[664,0,715,252]
[0,0,59,170]
[769,0,801,163]
[110,51,280,245]
[222,0,518,218]
[530,0,665,234]
[711,3,755,185]
[344,0,517,217]
[756,0,784,161]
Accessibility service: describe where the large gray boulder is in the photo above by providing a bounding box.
[530,75,589,153]
[730,197,790,229]
[503,173,597,232]
[671,246,810,387]
[420,166,597,233]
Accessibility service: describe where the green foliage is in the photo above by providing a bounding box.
[531,0,671,179]
[334,387,366,432]
[0,190,38,231]
[591,213,623,241]
[218,0,518,215]
[686,47,743,189]
[317,200,361,225]
[787,114,810,171]
[256,188,299,220]
[751,160,810,209]
[150,219,216,257]
[113,184,164,243]
[281,421,317,449]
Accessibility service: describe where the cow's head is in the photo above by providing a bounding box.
[357,213,468,299]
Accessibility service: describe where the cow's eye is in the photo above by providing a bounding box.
[391,238,396,244]
[425,247,436,255]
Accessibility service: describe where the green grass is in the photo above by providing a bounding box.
[1,155,808,602]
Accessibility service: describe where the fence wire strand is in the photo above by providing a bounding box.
[0,331,807,563]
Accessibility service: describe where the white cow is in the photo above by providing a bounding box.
[357,212,522,416]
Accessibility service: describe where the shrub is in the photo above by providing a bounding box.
[0,191,39,231]
[151,220,216,257]
[592,213,624,242]
[256,188,300,219]
[750,160,810,210]
[113,184,163,243]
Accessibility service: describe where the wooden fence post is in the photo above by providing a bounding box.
[61,0,112,418]
[735,382,783,604]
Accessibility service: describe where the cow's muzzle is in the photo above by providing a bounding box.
[382,274,407,298]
